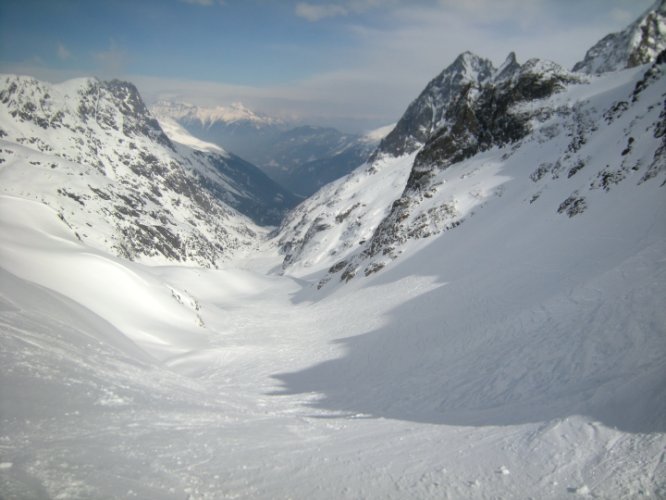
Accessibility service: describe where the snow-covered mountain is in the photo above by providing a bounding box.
[276,26,665,289]
[152,101,383,197]
[572,0,665,74]
[0,75,296,267]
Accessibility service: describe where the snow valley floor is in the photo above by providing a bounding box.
[1,151,665,499]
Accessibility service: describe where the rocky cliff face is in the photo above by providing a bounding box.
[0,75,290,267]
[375,52,495,159]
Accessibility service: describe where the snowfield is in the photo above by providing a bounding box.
[1,124,665,498]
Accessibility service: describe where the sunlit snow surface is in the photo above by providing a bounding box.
[1,69,666,498]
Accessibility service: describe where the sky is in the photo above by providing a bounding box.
[0,0,656,132]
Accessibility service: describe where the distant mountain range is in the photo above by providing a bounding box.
[151,100,390,197]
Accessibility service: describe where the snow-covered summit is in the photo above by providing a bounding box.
[572,0,666,74]
[373,51,578,165]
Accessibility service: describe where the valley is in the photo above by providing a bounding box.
[1,2,665,498]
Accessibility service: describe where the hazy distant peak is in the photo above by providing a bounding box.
[151,99,283,128]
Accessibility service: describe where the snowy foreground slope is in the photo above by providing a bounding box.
[1,178,665,498]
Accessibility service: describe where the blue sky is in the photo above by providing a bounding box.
[0,0,655,131]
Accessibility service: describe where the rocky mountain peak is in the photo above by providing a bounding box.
[374,51,494,159]
[449,50,495,79]
[408,56,578,175]
[572,0,665,74]
[493,51,521,83]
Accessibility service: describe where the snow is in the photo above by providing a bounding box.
[2,134,665,498]
[155,115,228,156]
[0,166,666,498]
[0,196,210,359]
[0,74,281,266]
[572,0,665,74]
[276,152,417,276]
[1,61,666,500]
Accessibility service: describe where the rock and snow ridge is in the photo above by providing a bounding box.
[374,51,496,159]
[0,75,297,267]
[572,0,666,74]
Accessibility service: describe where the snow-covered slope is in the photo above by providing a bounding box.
[155,115,227,154]
[572,0,665,74]
[276,152,417,277]
[2,166,665,498]
[0,75,297,267]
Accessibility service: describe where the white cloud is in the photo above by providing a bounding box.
[295,3,348,22]
[56,42,72,61]
[295,0,398,22]
[179,0,225,6]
